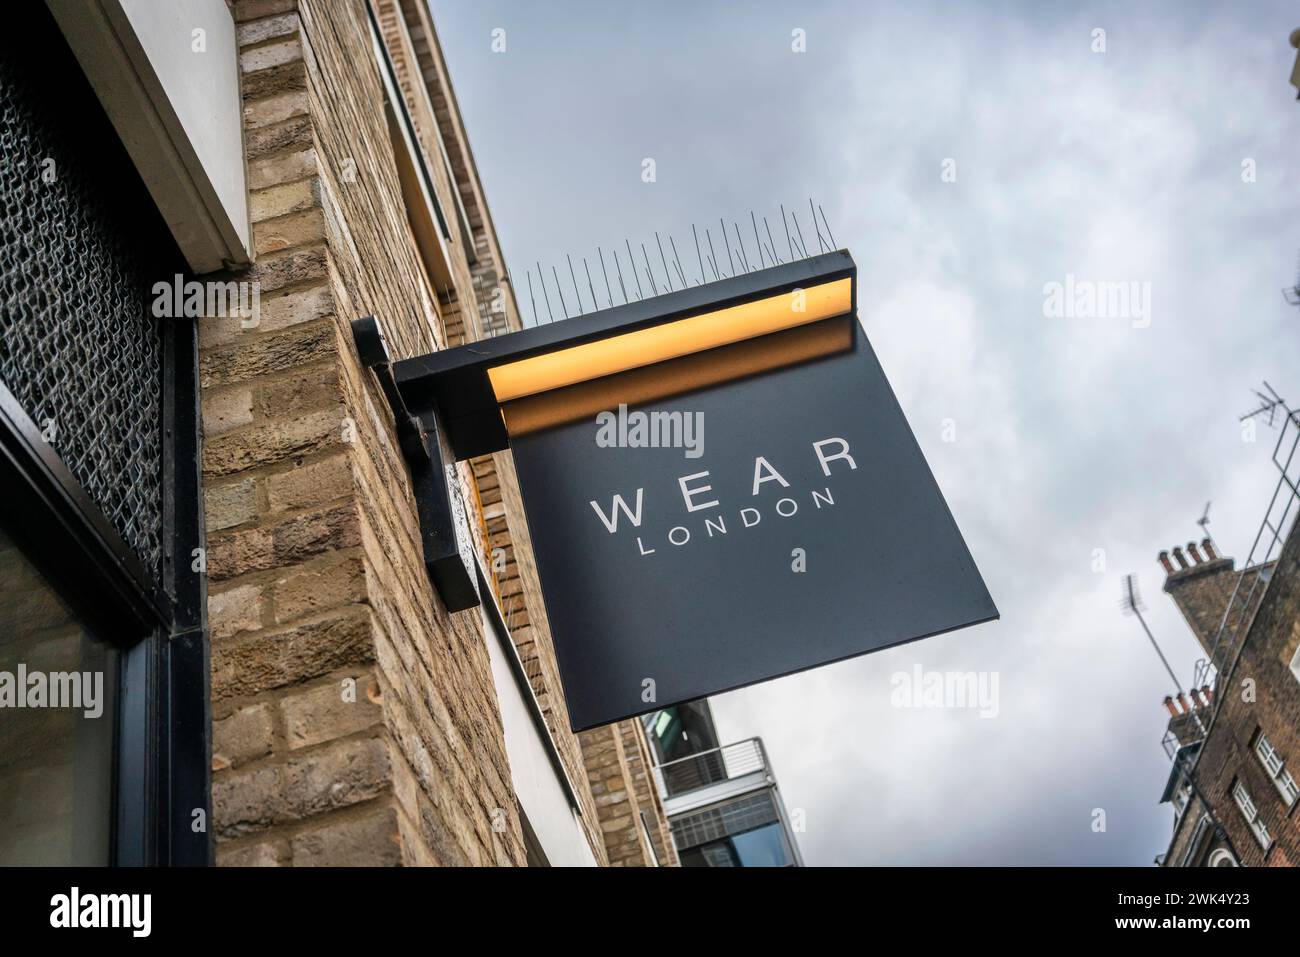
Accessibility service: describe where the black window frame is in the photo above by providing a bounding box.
[0,307,210,868]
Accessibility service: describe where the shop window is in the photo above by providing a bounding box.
[0,524,119,865]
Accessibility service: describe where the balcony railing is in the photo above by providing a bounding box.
[652,737,771,800]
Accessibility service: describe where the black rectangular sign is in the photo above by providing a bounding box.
[509,310,998,731]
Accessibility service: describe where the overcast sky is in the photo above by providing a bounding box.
[428,0,1300,864]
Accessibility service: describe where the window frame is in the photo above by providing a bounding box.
[1230,779,1271,851]
[367,7,458,294]
[0,318,209,866]
[1252,730,1299,808]
[376,0,477,265]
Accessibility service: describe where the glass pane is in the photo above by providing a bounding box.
[678,824,792,867]
[0,524,118,865]
[678,840,738,867]
[730,823,792,867]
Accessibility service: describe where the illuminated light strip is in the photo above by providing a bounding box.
[485,277,852,403]
[501,316,853,437]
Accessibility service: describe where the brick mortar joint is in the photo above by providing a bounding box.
[213,719,388,782]
[216,792,399,855]
[212,661,378,719]
[200,405,348,457]
[210,595,372,649]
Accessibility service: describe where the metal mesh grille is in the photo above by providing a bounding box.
[0,33,165,583]
[671,790,779,850]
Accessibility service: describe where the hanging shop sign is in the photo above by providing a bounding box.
[355,250,998,731]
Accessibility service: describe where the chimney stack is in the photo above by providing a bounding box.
[1163,695,1179,717]
[1158,550,1174,574]
[1162,540,1241,668]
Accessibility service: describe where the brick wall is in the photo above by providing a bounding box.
[619,719,680,866]
[570,718,680,867]
[579,723,657,866]
[205,0,527,866]
[202,0,676,866]
[371,0,616,859]
[377,0,681,863]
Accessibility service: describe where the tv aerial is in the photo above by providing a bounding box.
[1239,382,1285,429]
[1196,501,1215,549]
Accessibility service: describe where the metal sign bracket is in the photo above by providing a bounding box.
[350,316,480,613]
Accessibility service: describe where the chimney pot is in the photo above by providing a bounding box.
[1201,684,1213,703]
[1172,546,1188,569]
[1158,550,1174,574]
[1201,538,1217,561]
[1187,542,1203,564]
[1163,695,1178,717]
[1190,688,1205,708]
[1176,692,1191,713]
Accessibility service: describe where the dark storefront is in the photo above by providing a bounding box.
[0,5,208,866]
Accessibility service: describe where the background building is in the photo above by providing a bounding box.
[643,699,804,866]
[1154,461,1300,865]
